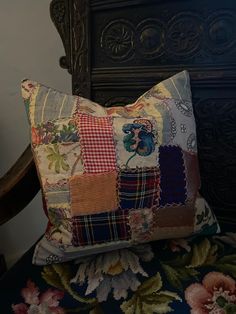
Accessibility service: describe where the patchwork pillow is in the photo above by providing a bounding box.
[22,71,220,265]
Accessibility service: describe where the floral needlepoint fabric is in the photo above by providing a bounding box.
[21,71,220,265]
[4,230,236,313]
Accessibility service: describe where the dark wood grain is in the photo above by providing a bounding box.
[0,146,40,225]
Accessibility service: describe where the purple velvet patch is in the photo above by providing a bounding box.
[159,146,187,206]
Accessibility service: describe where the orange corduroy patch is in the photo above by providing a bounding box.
[69,171,118,216]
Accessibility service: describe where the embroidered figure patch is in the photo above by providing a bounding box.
[113,117,158,169]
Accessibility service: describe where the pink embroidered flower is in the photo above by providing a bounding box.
[185,272,236,313]
[21,280,39,305]
[12,280,64,314]
[168,238,191,253]
[12,303,28,314]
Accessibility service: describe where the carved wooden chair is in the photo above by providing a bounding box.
[1,1,236,313]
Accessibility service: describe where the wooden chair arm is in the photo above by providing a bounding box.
[0,146,40,225]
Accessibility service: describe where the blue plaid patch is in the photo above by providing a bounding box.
[119,168,160,209]
[72,211,130,246]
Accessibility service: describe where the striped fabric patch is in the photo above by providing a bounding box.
[119,168,160,209]
[75,113,117,173]
[33,86,78,125]
[72,211,130,246]
[159,145,187,206]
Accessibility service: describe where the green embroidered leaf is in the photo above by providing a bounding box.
[52,263,72,287]
[46,144,69,174]
[215,255,236,278]
[164,253,191,268]
[224,303,236,314]
[61,159,70,171]
[89,304,104,314]
[142,291,181,314]
[55,159,60,173]
[120,296,137,314]
[217,254,236,264]
[188,238,217,268]
[161,264,183,290]
[121,272,181,314]
[42,264,96,304]
[138,272,162,296]
[46,146,55,154]
[177,267,199,281]
[42,265,65,290]
[161,263,199,291]
[47,154,54,162]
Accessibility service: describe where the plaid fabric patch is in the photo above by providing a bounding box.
[72,211,130,246]
[159,145,187,206]
[76,113,116,173]
[119,168,160,209]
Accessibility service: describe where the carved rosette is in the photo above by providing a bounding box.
[101,20,135,61]
[137,18,165,59]
[206,11,236,54]
[99,9,236,63]
[166,13,203,58]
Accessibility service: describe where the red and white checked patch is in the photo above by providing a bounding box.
[76,113,117,173]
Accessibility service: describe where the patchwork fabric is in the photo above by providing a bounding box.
[22,71,220,265]
[72,211,130,246]
[69,172,118,216]
[183,151,201,202]
[129,208,154,243]
[44,179,70,205]
[154,204,194,228]
[159,145,187,206]
[119,168,160,209]
[31,118,79,146]
[75,113,117,173]
[34,142,83,183]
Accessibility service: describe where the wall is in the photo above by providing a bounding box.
[0,0,71,266]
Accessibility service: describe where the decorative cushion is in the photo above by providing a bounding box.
[21,71,220,265]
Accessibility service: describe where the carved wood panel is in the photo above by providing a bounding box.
[92,2,236,68]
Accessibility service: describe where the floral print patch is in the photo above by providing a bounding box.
[113,117,159,169]
[31,118,79,146]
